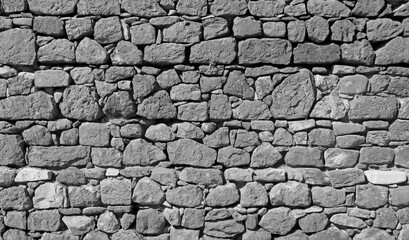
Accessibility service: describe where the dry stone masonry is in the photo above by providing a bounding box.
[1,0,409,239]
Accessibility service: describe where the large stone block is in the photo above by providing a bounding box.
[190,38,237,64]
[293,43,340,64]
[144,43,186,65]
[27,0,77,15]
[28,146,90,169]
[0,29,36,65]
[238,38,292,65]
[348,96,397,120]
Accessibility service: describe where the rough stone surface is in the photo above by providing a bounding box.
[238,38,292,65]
[190,38,236,64]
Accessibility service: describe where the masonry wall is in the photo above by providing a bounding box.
[1,0,409,239]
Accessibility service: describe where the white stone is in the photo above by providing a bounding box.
[33,182,69,209]
[15,167,53,182]
[63,215,95,235]
[105,168,120,177]
[288,119,316,132]
[365,170,407,185]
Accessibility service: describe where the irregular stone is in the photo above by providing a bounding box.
[56,167,86,186]
[233,100,272,120]
[132,177,165,205]
[374,208,398,229]
[271,69,315,119]
[203,17,229,40]
[330,214,366,228]
[298,213,328,233]
[293,43,341,64]
[302,168,330,186]
[355,184,388,209]
[275,230,307,240]
[390,186,409,207]
[306,16,329,43]
[176,0,207,16]
[136,209,166,235]
[324,148,359,169]
[103,91,137,118]
[375,37,409,65]
[202,127,229,148]
[388,76,409,97]
[63,216,95,235]
[1,0,27,13]
[348,96,397,120]
[248,0,285,17]
[336,135,366,148]
[179,168,223,186]
[77,0,120,16]
[204,219,245,238]
[170,227,199,240]
[181,208,205,229]
[79,123,110,147]
[167,139,216,167]
[306,0,351,18]
[331,19,355,42]
[359,147,394,165]
[223,70,254,100]
[61,85,103,121]
[0,186,32,210]
[28,146,90,169]
[395,145,409,168]
[210,0,247,16]
[111,229,143,240]
[5,210,26,230]
[308,128,336,147]
[65,18,94,40]
[121,0,166,17]
[100,178,131,205]
[251,142,282,168]
[390,120,409,141]
[33,16,64,36]
[175,122,205,140]
[200,76,226,93]
[166,185,203,207]
[263,21,286,38]
[75,37,108,65]
[33,182,68,209]
[94,17,123,44]
[206,183,239,207]
[137,91,177,119]
[111,41,143,65]
[270,181,311,207]
[332,122,366,136]
[0,167,16,186]
[190,38,237,64]
[367,18,402,42]
[164,21,201,44]
[354,228,394,240]
[68,185,101,208]
[311,186,345,207]
[163,208,181,227]
[217,146,250,167]
[170,84,201,101]
[259,207,296,235]
[27,210,62,231]
[145,124,175,142]
[123,139,166,166]
[238,38,292,65]
[209,94,232,120]
[27,0,77,15]
[310,93,347,120]
[309,227,351,240]
[285,147,323,167]
[0,134,25,166]
[329,169,365,188]
[254,168,286,182]
[233,16,262,39]
[130,23,156,45]
[97,211,120,233]
[288,20,306,42]
[352,0,384,16]
[144,43,185,65]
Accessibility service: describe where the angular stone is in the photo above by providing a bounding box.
[259,207,296,235]
[306,0,351,17]
[179,168,223,186]
[390,120,409,141]
[94,17,123,44]
[103,91,137,119]
[388,76,409,97]
[293,43,340,64]
[123,139,166,166]
[367,18,402,42]
[181,208,205,229]
[75,37,108,65]
[33,182,68,209]
[136,209,166,235]
[168,139,216,167]
[79,123,110,147]
[137,91,177,119]
[166,185,203,207]
[355,184,388,209]
[33,16,64,36]
[270,181,311,207]
[68,185,101,208]
[57,167,86,186]
[144,43,185,65]
[331,20,355,42]
[240,182,268,207]
[251,142,282,168]
[217,146,250,167]
[176,0,206,16]
[97,211,120,233]
[145,124,175,142]
[70,67,101,85]
[206,183,239,207]
[0,134,25,167]
[233,16,262,39]
[310,94,347,120]
[61,85,103,121]
[27,210,62,231]
[306,16,329,43]
[200,76,226,93]
[332,122,366,136]
[238,38,292,65]
[111,229,142,240]
[65,18,93,40]
[309,228,350,240]
[0,186,32,210]
[308,128,336,147]
[111,41,143,65]
[271,69,315,119]
[302,168,330,186]
[354,228,394,240]
[374,208,398,229]
[164,21,201,44]
[324,148,359,169]
[190,38,236,64]
[130,23,156,45]
[390,186,409,207]
[359,147,394,165]
[132,177,164,205]
[349,96,397,120]
[121,0,166,17]
[5,210,26,230]
[100,178,131,205]
[0,167,16,187]
[203,17,229,40]
[1,0,27,13]
[248,0,285,17]
[233,100,271,120]
[77,0,120,16]
[285,147,323,168]
[209,94,232,120]
[28,146,90,169]
[288,20,306,43]
[27,0,77,15]
[210,0,247,16]
[204,219,245,238]
[223,70,254,100]
[352,0,384,16]
[63,216,95,235]
[311,186,345,207]
[299,213,328,233]
[176,122,205,140]
[275,230,307,240]
[329,168,365,188]
[170,84,201,101]
[336,135,365,148]
[375,37,409,65]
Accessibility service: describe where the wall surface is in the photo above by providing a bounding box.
[1,0,409,239]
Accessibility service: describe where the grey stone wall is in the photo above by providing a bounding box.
[0,0,409,239]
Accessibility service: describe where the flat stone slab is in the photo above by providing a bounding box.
[365,170,407,185]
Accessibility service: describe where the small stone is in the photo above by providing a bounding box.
[248,0,285,17]
[204,219,245,238]
[27,0,77,15]
[33,16,64,37]
[365,170,407,185]
[298,213,328,233]
[132,177,165,206]
[288,20,306,42]
[79,123,110,147]
[328,168,365,188]
[308,128,336,147]
[309,228,350,240]
[34,70,71,88]
[233,16,262,39]
[285,147,323,168]
[390,186,409,207]
[181,208,205,229]
[15,167,52,182]
[77,0,120,16]
[94,17,123,44]
[57,167,86,186]
[111,41,143,65]
[33,182,68,209]
[170,227,199,240]
[324,148,359,169]
[97,211,120,233]
[210,0,247,16]
[330,214,366,229]
[240,182,269,207]
[176,0,207,16]
[338,74,368,95]
[305,16,329,43]
[137,91,177,119]
[331,19,355,42]
[75,37,108,65]
[63,216,95,235]
[203,17,229,40]
[306,0,351,18]
[354,228,394,240]
[263,21,286,38]
[68,185,101,208]
[311,186,345,207]
[359,147,394,165]
[179,168,223,186]
[0,167,16,187]
[121,0,166,17]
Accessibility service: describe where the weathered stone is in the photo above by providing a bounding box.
[0,186,32,210]
[352,0,384,16]
[331,20,355,42]
[170,84,201,101]
[170,227,199,240]
[336,135,366,148]
[233,100,272,120]
[209,94,232,120]
[390,186,409,207]
[103,91,137,118]
[204,219,245,238]
[355,184,388,209]
[34,70,71,88]
[61,85,103,121]
[121,0,166,17]
[338,74,368,95]
[166,185,203,207]
[168,139,216,167]
[217,146,250,167]
[273,128,294,146]
[70,67,101,85]
[359,147,394,165]
[375,37,409,65]
[224,167,253,182]
[136,209,166,235]
[100,178,132,205]
[0,134,25,167]
[27,0,77,15]
[176,0,206,16]
[1,0,27,13]
[144,43,185,65]
[210,0,247,16]
[288,20,306,42]
[76,37,108,65]
[390,120,409,141]
[79,123,110,147]
[306,0,351,17]
[27,210,62,231]
[238,38,292,65]
[130,23,156,45]
[5,210,26,230]
[77,0,120,16]
[293,43,340,64]
[329,168,365,188]
[123,139,166,166]
[203,17,229,40]
[310,93,347,120]
[132,177,164,205]
[270,181,311,207]
[57,167,86,186]
[33,16,64,36]
[374,208,398,229]
[251,142,282,168]
[311,186,345,207]
[263,21,286,38]
[68,185,101,208]
[330,214,366,229]
[285,147,323,167]
[240,182,268,207]
[348,96,397,120]
[299,213,328,233]
[65,18,94,40]
[94,17,123,44]
[0,167,16,187]
[206,183,239,207]
[248,0,285,17]
[223,70,254,100]
[354,228,394,240]
[63,216,95,235]
[324,148,359,169]
[97,211,119,233]
[233,16,262,39]
[164,21,201,44]
[308,128,336,147]
[137,90,177,119]
[181,208,205,229]
[271,70,315,119]
[275,230,307,240]
[176,122,205,140]
[310,228,350,240]
[111,41,143,65]
[28,146,90,169]
[190,38,236,64]
[367,18,402,42]
[259,207,296,235]
[388,76,409,97]
[179,168,223,186]
[33,182,68,209]
[111,229,143,240]
[306,16,329,43]
[200,76,226,93]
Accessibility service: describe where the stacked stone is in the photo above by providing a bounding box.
[2,0,409,239]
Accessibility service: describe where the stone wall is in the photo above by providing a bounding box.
[1,0,409,239]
